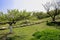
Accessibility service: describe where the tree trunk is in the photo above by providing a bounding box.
[9,24,13,34]
[52,16,55,22]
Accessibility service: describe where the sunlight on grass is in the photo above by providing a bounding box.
[9,22,57,40]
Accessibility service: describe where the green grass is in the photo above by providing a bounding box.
[0,18,60,40]
[5,22,60,40]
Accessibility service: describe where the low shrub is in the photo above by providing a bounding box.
[32,29,60,40]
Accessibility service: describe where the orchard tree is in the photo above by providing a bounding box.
[51,0,59,22]
[0,12,7,22]
[0,9,32,33]
[5,9,23,33]
[42,2,53,21]
[21,10,32,23]
[22,10,32,19]
[42,0,60,22]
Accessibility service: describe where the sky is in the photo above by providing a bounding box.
[0,0,58,13]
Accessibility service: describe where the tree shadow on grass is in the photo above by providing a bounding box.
[46,21,60,29]
[47,21,60,26]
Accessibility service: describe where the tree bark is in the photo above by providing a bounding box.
[9,24,13,34]
[52,16,55,22]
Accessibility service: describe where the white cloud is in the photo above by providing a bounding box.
[13,0,52,12]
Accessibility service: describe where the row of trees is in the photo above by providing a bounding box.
[0,0,60,33]
[0,10,33,33]
[0,9,60,33]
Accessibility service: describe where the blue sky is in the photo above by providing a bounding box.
[0,0,58,13]
[0,0,14,13]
